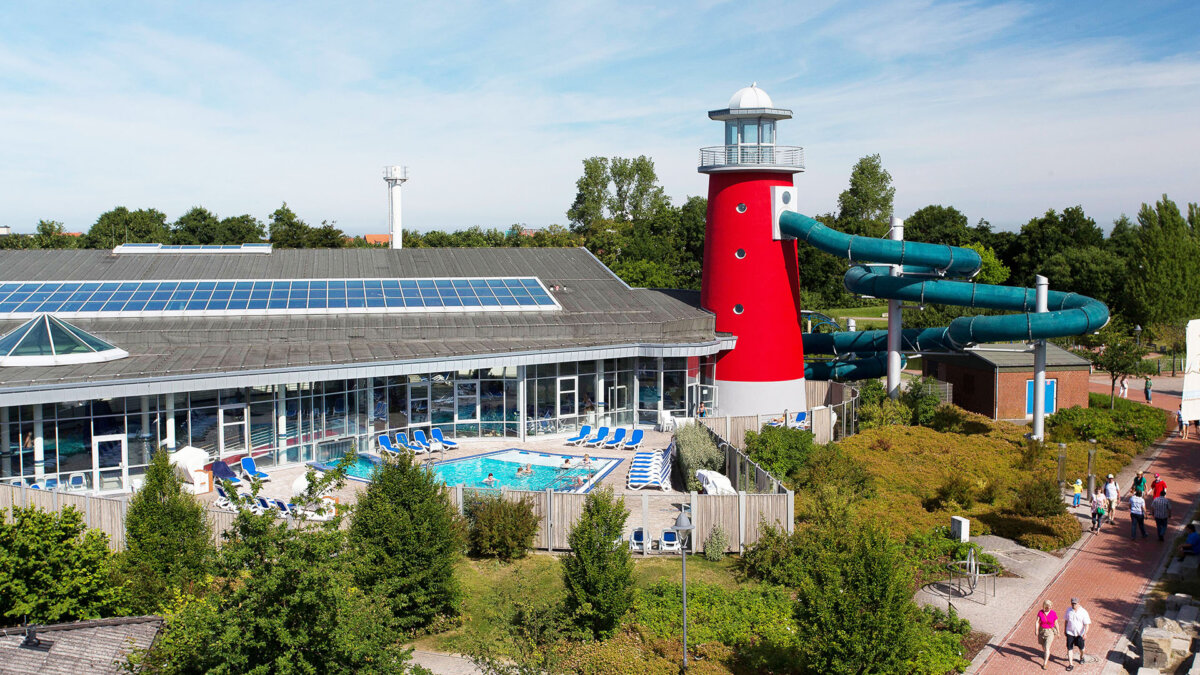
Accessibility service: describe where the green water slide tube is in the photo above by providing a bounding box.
[779,211,1110,380]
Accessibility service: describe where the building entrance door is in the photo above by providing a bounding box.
[92,434,127,493]
[219,405,249,458]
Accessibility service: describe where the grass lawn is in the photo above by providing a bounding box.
[822,305,888,319]
[413,553,745,655]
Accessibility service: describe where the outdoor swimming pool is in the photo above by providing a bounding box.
[326,449,620,492]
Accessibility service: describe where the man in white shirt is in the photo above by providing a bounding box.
[1064,597,1091,670]
[1103,474,1120,524]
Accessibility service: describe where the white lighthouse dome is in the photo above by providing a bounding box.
[728,83,773,109]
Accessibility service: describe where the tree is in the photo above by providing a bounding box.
[267,202,311,248]
[1040,245,1124,310]
[129,508,419,674]
[169,206,221,245]
[1086,331,1149,409]
[0,506,126,626]
[608,155,667,222]
[1123,195,1200,325]
[566,157,610,231]
[1011,206,1104,285]
[347,454,462,631]
[793,522,929,674]
[31,220,78,248]
[561,487,634,638]
[120,450,213,614]
[836,154,895,238]
[83,207,171,249]
[964,242,1010,285]
[904,205,971,246]
[307,220,347,248]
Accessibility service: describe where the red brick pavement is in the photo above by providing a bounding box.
[977,384,1191,673]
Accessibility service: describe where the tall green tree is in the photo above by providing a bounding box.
[120,450,213,615]
[307,220,348,248]
[268,202,311,248]
[1124,195,1200,325]
[567,157,610,231]
[31,220,78,248]
[1011,206,1104,285]
[836,154,895,238]
[561,487,634,638]
[216,214,266,244]
[0,506,126,626]
[83,207,171,249]
[170,206,221,245]
[347,455,462,632]
[607,155,667,222]
[1085,330,1149,408]
[903,205,971,246]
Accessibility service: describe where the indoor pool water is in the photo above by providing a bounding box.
[329,449,618,492]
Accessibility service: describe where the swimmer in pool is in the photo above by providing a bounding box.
[581,454,593,468]
[516,463,533,476]
[560,457,572,470]
[482,472,498,486]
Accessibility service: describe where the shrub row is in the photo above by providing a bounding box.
[1049,395,1168,447]
[462,492,540,561]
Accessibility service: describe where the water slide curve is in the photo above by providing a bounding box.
[778,211,1111,381]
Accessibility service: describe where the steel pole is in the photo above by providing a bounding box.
[681,543,688,670]
[886,217,904,400]
[1032,275,1048,441]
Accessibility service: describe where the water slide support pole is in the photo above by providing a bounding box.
[886,217,904,399]
[1031,275,1049,441]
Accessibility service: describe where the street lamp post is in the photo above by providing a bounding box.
[1135,325,1143,346]
[672,512,696,670]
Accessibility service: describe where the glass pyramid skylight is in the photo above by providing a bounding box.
[0,314,128,367]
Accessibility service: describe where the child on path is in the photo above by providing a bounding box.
[1072,478,1083,508]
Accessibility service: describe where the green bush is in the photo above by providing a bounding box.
[743,425,816,479]
[909,606,972,674]
[929,404,995,435]
[857,397,910,430]
[927,474,975,511]
[562,487,635,639]
[465,494,540,561]
[1049,395,1168,448]
[980,511,1080,551]
[703,525,728,562]
[674,423,723,492]
[120,450,213,614]
[901,377,942,426]
[977,474,1006,505]
[1012,478,1066,518]
[739,523,807,587]
[857,378,887,408]
[904,526,999,583]
[348,454,463,632]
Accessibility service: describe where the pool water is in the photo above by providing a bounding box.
[334,449,618,492]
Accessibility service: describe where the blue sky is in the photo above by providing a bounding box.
[1,1,1198,236]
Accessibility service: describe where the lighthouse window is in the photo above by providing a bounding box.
[733,304,744,315]
[725,121,737,146]
[740,121,758,144]
[762,121,775,144]
[736,203,747,214]
[735,249,746,259]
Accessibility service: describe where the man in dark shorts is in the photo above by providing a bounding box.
[1064,597,1090,670]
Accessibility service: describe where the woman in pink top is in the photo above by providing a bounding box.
[1034,599,1059,669]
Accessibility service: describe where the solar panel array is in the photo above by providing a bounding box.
[0,278,559,318]
[112,243,273,254]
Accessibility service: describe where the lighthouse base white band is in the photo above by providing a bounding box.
[715,377,806,418]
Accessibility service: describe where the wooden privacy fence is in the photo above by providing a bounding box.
[699,380,860,447]
[450,486,793,554]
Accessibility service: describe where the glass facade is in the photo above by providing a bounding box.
[0,356,717,493]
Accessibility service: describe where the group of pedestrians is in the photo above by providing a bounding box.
[1089,470,1170,540]
[1035,598,1092,670]
[1117,375,1153,403]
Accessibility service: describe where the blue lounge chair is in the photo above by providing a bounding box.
[30,483,42,490]
[565,425,592,446]
[794,411,809,428]
[583,427,609,447]
[211,460,242,486]
[67,472,87,491]
[623,429,644,451]
[602,428,628,449]
[412,429,433,450]
[240,456,271,481]
[661,529,680,552]
[397,432,427,454]
[215,485,236,511]
[629,528,645,552]
[431,428,459,449]
[273,499,299,518]
[379,435,405,456]
[255,496,275,515]
[44,478,59,490]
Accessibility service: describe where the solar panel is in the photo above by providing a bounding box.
[0,277,560,319]
[111,243,273,254]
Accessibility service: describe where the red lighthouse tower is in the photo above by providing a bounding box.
[699,85,807,417]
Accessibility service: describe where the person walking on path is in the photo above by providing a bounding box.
[1064,598,1091,671]
[1180,405,1189,439]
[1151,473,1167,499]
[1145,376,1154,404]
[1119,375,1129,399]
[1090,490,1107,532]
[1103,474,1121,524]
[1036,599,1059,669]
[1152,489,1172,541]
[1130,470,1148,497]
[1072,478,1083,508]
[1129,490,1148,539]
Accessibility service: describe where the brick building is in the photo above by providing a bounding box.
[921,343,1091,423]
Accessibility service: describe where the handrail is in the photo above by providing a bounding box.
[698,145,805,169]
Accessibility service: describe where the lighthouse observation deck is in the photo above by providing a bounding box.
[698,145,805,173]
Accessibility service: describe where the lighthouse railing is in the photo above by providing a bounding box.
[698,145,805,170]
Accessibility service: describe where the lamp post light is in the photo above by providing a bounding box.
[1087,439,1097,499]
[1135,325,1143,346]
[672,512,696,670]
[1057,443,1067,490]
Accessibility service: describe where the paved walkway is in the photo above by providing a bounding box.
[973,376,1192,673]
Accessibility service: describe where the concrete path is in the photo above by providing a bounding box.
[409,649,483,675]
[972,376,1191,673]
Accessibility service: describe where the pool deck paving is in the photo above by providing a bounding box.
[971,374,1194,674]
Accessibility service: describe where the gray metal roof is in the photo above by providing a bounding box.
[926,343,1091,371]
[0,616,161,674]
[0,248,718,393]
